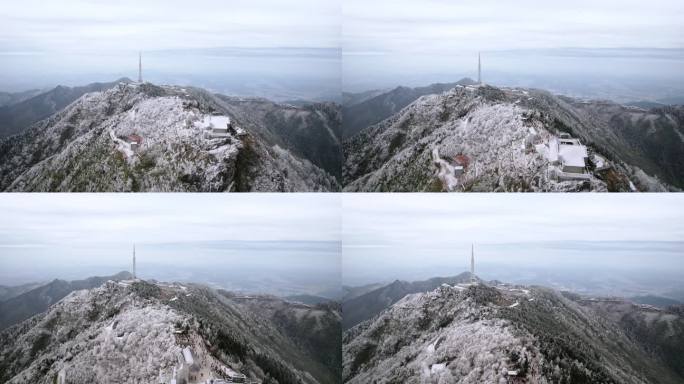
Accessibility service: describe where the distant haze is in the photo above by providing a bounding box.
[0,194,341,297]
[343,0,684,102]
[0,0,341,101]
[342,194,684,299]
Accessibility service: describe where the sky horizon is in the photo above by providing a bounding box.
[3,0,683,102]
[0,194,341,296]
[0,0,341,100]
[342,194,684,295]
[342,0,684,100]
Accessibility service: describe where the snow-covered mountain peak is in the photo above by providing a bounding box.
[0,81,339,191]
[343,83,677,192]
[1,278,342,384]
[344,281,684,383]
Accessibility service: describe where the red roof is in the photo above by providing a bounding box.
[453,154,470,168]
[128,134,143,143]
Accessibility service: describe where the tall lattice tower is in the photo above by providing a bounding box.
[132,243,136,279]
[470,243,475,284]
[478,52,482,85]
[138,52,143,83]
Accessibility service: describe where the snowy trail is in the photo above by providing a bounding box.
[104,321,115,346]
[109,129,134,159]
[57,369,66,384]
[432,147,459,191]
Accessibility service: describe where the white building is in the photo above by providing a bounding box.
[182,347,194,365]
[547,134,588,174]
[197,115,233,138]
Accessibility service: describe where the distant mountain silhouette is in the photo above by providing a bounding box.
[0,271,132,330]
[0,281,45,302]
[0,89,44,108]
[341,78,477,139]
[0,78,131,138]
[342,272,475,330]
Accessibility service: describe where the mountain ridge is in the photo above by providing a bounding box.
[0,78,132,138]
[343,83,681,191]
[341,78,478,139]
[0,271,132,331]
[343,281,684,383]
[0,81,339,191]
[0,278,341,384]
[342,273,475,330]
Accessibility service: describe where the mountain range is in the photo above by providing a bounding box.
[342,273,475,330]
[0,89,44,108]
[0,276,341,384]
[343,81,682,191]
[341,79,478,139]
[0,79,129,139]
[0,271,133,331]
[0,81,340,191]
[343,280,684,383]
[0,282,46,302]
[1,78,682,192]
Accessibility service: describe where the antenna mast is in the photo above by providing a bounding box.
[133,243,136,279]
[478,52,481,85]
[470,243,475,284]
[138,52,143,83]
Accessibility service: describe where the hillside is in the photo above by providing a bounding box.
[0,282,46,302]
[341,283,386,302]
[0,81,339,191]
[226,292,342,380]
[0,79,128,138]
[0,89,44,108]
[342,273,474,330]
[0,271,132,330]
[343,282,684,384]
[0,279,341,384]
[213,95,343,179]
[343,83,681,192]
[341,79,478,139]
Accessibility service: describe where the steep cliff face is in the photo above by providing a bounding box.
[0,82,339,191]
[343,84,679,192]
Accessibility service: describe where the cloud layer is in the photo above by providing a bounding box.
[342,194,684,284]
[1,0,340,53]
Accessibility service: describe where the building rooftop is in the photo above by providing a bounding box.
[127,134,142,144]
[182,347,194,365]
[559,143,588,167]
[196,115,231,130]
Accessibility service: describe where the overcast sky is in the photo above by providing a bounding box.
[1,0,339,54]
[343,0,683,54]
[0,0,341,98]
[2,0,683,99]
[0,194,341,289]
[343,0,684,93]
[342,194,684,285]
